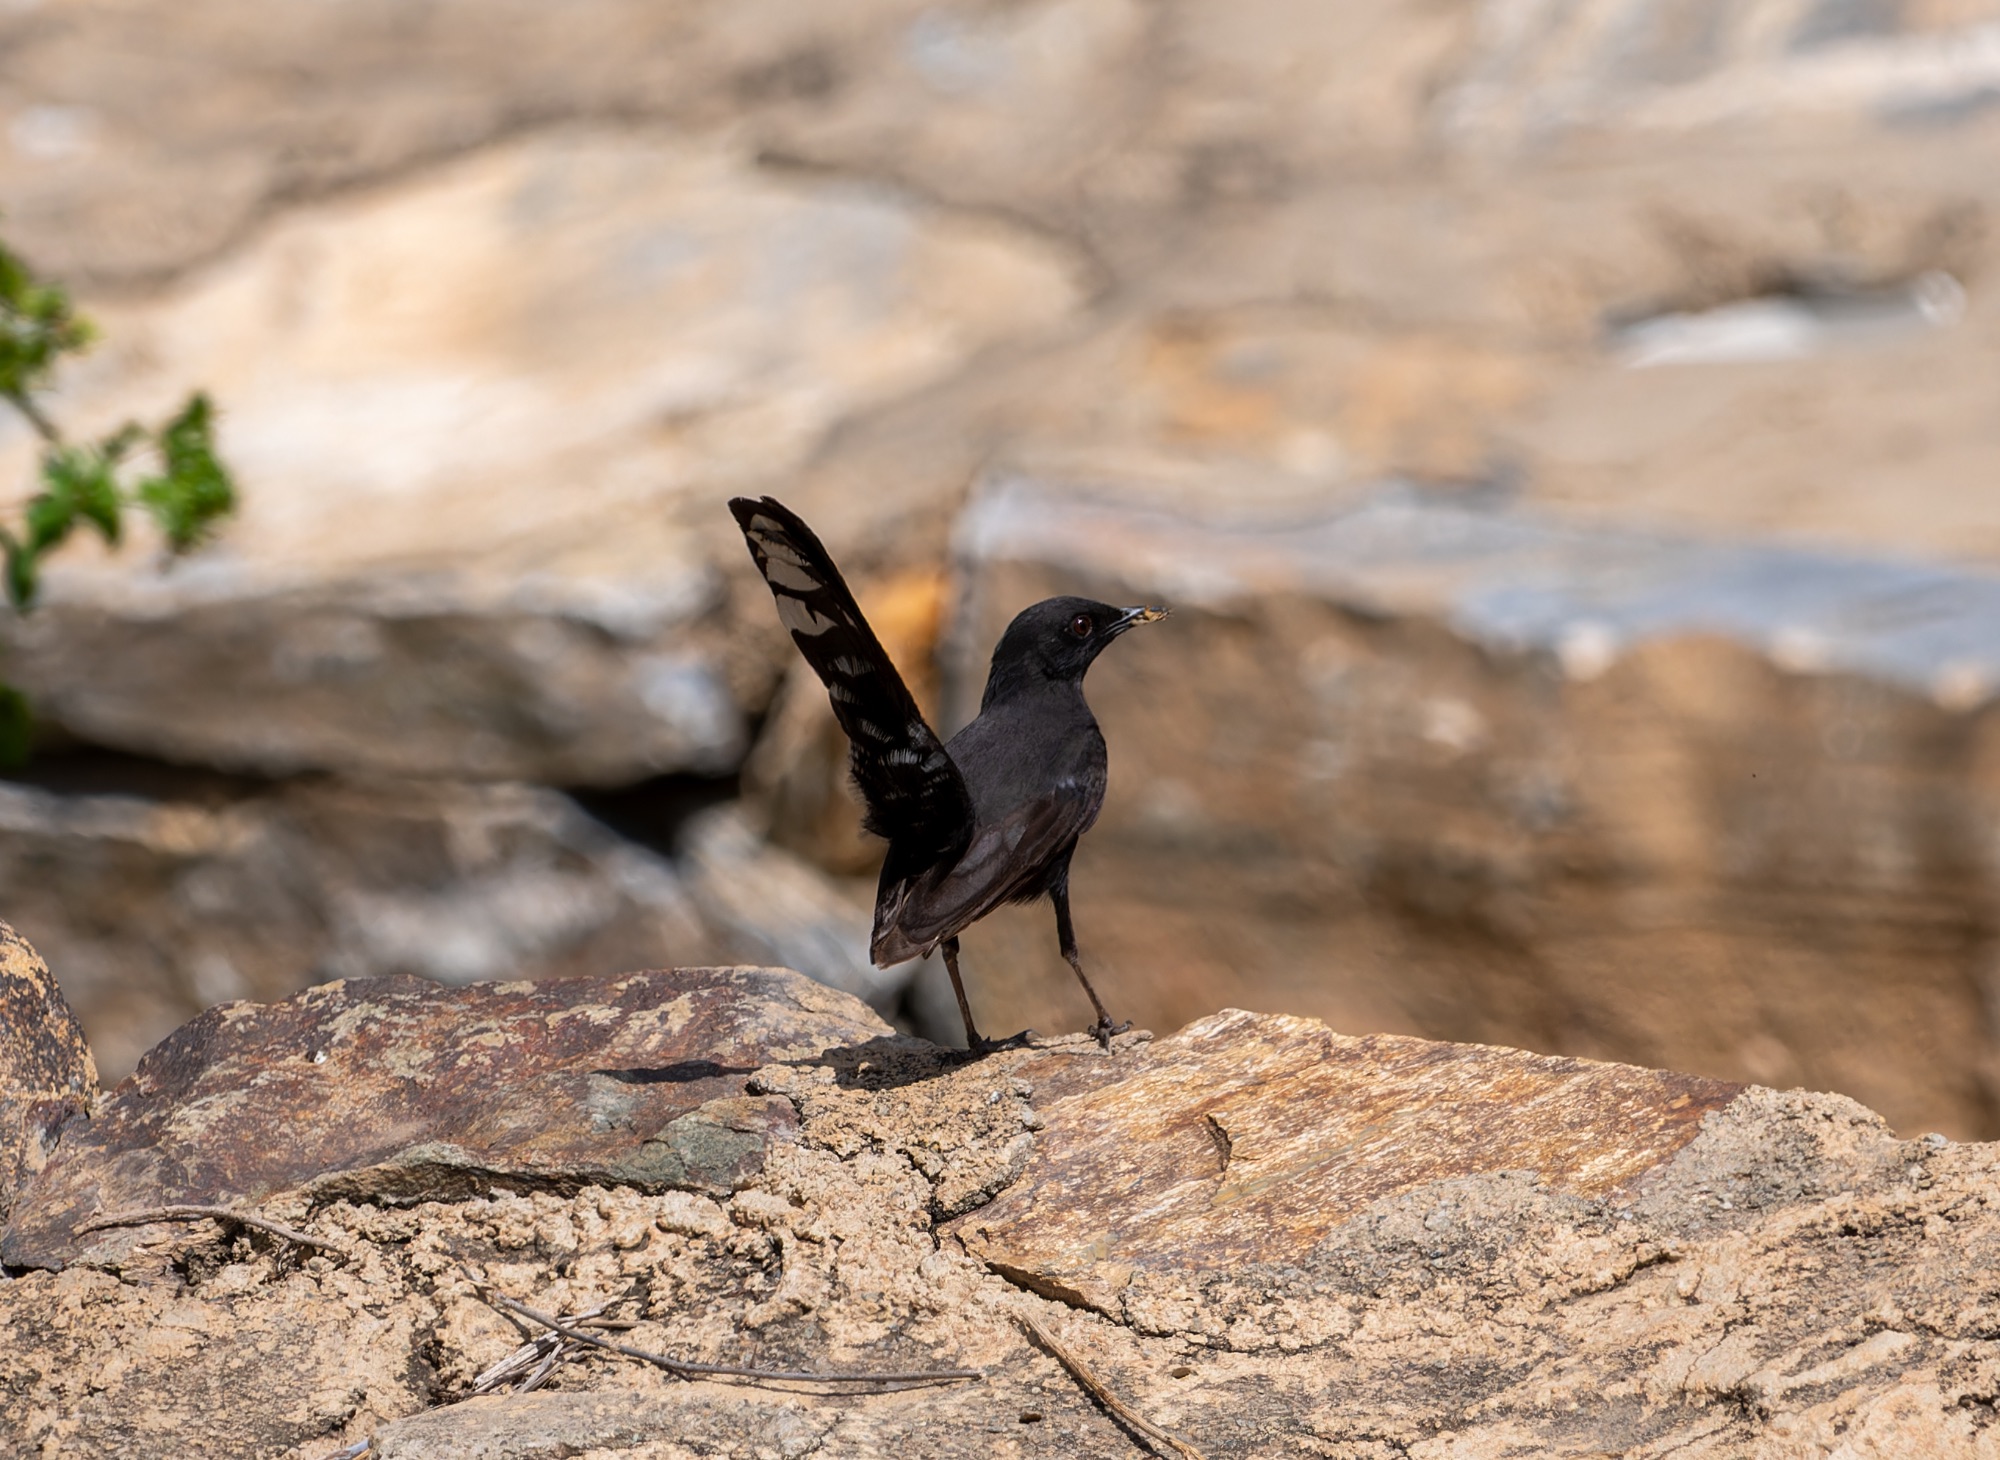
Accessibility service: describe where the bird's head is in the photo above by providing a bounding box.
[984,595,1170,699]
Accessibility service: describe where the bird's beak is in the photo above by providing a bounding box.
[1109,604,1170,636]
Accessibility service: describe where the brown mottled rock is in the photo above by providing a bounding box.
[0,922,97,1228]
[1,992,1997,1457]
[0,966,890,1270]
[951,1009,1742,1314]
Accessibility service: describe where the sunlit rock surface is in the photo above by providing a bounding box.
[951,1009,1744,1315]
[0,950,1993,1458]
[0,131,1084,783]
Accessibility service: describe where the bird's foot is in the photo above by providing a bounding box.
[1015,1025,1148,1054]
[1092,1016,1134,1050]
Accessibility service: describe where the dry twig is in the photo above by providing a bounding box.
[469,1296,635,1396]
[75,1204,351,1255]
[517,1341,567,1394]
[460,1267,982,1390]
[1015,1311,1211,1460]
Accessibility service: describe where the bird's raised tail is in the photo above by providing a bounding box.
[728,496,974,893]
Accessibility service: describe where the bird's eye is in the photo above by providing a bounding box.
[1068,613,1093,639]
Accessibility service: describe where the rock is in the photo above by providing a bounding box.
[949,1009,1744,1314]
[0,0,1147,291]
[2,1256,438,1460]
[1,965,890,1270]
[0,923,97,1228]
[1436,0,2000,151]
[0,1,919,284]
[5,0,2000,1197]
[779,5,2000,563]
[2,984,1995,1457]
[0,129,1085,782]
[6,0,1994,794]
[930,474,2000,1139]
[0,777,729,1082]
[369,1391,847,1460]
[2,771,925,1085]
[675,805,905,1016]
[0,560,754,786]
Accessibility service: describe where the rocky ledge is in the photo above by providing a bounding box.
[1,928,1994,1458]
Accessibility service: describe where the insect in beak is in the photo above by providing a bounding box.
[1108,604,1170,636]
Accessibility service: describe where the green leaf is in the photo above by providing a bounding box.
[0,241,237,635]
[2,530,37,611]
[135,392,236,553]
[35,441,124,550]
[20,478,75,556]
[0,240,92,403]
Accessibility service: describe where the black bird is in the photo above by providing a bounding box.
[728,496,1166,1050]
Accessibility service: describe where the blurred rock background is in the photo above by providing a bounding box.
[3,0,2000,1135]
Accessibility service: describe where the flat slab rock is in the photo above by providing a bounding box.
[1,966,890,1270]
[952,1008,1743,1313]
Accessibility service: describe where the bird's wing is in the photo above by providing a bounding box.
[729,496,973,866]
[876,779,1099,961]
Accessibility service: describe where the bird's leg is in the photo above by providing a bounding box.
[941,936,987,1052]
[1052,877,1126,1049]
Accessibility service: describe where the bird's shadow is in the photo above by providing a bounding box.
[591,1060,756,1086]
[806,1034,978,1091]
[797,1028,1111,1090]
[591,1035,982,1096]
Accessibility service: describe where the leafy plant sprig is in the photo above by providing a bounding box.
[0,237,239,763]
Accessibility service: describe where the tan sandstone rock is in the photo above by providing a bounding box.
[0,129,1085,783]
[5,0,1998,790]
[950,1010,1743,1316]
[2,964,1995,1458]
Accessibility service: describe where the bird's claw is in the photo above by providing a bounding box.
[1092,1017,1133,1050]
